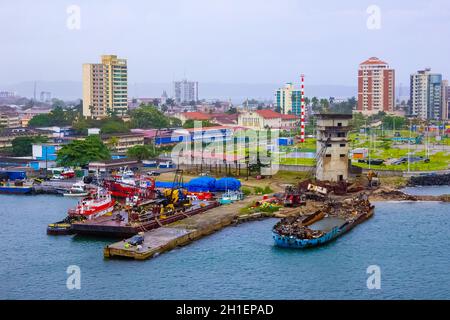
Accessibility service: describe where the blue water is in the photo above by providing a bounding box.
[1,194,449,300]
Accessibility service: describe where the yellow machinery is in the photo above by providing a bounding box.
[367,170,380,188]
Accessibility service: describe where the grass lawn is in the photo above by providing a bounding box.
[278,158,315,166]
[352,151,450,171]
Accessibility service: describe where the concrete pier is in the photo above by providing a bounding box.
[104,195,262,260]
[104,195,302,260]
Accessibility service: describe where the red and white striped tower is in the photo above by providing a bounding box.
[300,74,305,143]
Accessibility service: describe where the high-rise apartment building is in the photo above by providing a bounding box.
[275,83,302,115]
[357,57,395,115]
[82,55,128,118]
[409,68,443,120]
[173,79,198,104]
[442,80,449,120]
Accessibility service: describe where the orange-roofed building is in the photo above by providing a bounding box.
[357,57,395,115]
[238,109,299,130]
[174,111,212,124]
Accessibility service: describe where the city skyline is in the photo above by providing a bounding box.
[1,0,450,88]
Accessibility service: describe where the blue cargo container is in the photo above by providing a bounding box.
[278,137,294,146]
[5,171,27,180]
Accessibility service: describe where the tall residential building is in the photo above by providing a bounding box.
[275,83,302,115]
[173,79,198,104]
[442,80,449,120]
[82,55,128,118]
[409,68,443,120]
[357,57,395,115]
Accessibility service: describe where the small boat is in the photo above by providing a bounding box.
[0,180,33,194]
[63,191,89,197]
[219,190,244,204]
[273,195,374,249]
[68,188,116,220]
[47,215,86,235]
[63,181,88,197]
[142,160,157,168]
[159,161,174,169]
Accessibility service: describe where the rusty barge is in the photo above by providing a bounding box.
[273,194,374,248]
[71,200,220,238]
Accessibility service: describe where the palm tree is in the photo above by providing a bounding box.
[106,136,119,151]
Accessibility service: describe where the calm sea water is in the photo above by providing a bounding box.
[1,191,449,300]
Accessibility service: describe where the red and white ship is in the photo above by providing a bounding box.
[103,173,156,199]
[68,188,116,220]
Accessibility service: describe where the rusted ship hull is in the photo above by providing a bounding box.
[71,201,220,238]
[273,206,374,249]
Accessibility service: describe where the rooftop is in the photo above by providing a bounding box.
[179,112,211,121]
[359,57,388,66]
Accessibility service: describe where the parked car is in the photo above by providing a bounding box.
[127,234,144,246]
[52,174,65,180]
[146,171,160,176]
[366,159,384,166]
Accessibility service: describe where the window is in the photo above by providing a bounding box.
[337,122,342,127]
[340,143,346,147]
[325,154,331,158]
[326,143,332,147]
[340,154,346,158]
[337,132,346,137]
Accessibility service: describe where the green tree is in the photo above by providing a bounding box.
[226,107,237,114]
[182,119,217,129]
[28,106,77,127]
[311,97,319,110]
[106,136,120,151]
[11,136,48,156]
[28,114,52,127]
[51,99,66,109]
[169,117,182,127]
[57,135,110,167]
[126,145,159,161]
[130,104,170,129]
[166,98,175,107]
[100,118,130,134]
[72,117,89,135]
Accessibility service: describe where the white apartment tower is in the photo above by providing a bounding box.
[173,79,198,104]
[410,68,443,120]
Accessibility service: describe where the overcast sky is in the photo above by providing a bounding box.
[1,0,449,86]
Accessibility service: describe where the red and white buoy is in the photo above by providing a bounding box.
[300,74,305,143]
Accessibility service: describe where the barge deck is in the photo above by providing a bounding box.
[104,195,262,260]
[72,201,220,237]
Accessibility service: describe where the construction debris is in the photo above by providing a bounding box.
[273,194,372,240]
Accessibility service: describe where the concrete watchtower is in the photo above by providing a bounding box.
[315,113,352,182]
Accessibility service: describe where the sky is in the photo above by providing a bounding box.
[1,0,450,87]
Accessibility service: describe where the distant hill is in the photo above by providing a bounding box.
[0,81,410,103]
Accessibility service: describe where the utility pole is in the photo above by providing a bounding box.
[408,119,411,173]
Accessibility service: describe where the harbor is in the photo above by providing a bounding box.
[1,193,449,300]
[1,113,450,299]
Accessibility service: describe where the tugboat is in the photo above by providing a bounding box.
[272,194,374,249]
[68,188,116,220]
[47,188,116,235]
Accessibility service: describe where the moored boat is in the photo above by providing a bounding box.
[0,180,33,194]
[273,194,374,249]
[63,181,88,197]
[68,188,116,220]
